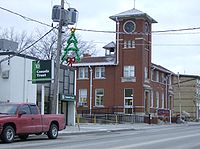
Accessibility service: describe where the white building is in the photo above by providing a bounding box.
[0,52,37,103]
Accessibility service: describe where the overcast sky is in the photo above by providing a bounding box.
[0,0,200,75]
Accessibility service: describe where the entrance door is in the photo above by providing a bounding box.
[124,89,133,114]
[61,101,68,124]
[144,91,150,114]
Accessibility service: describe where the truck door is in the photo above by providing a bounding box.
[29,104,43,133]
[17,105,34,133]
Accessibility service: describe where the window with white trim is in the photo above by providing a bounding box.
[151,91,154,107]
[161,93,164,108]
[156,71,159,82]
[156,91,159,108]
[144,67,148,80]
[124,41,127,48]
[124,66,135,78]
[79,89,87,106]
[124,40,135,49]
[95,89,104,106]
[78,67,88,79]
[95,67,105,78]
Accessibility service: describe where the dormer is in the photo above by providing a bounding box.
[103,41,116,56]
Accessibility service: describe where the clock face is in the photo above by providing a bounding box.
[123,21,136,33]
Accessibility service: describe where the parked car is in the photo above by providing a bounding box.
[0,102,66,143]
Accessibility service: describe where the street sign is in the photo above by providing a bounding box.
[61,94,76,102]
[32,60,54,83]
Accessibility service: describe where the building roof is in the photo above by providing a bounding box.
[103,41,116,50]
[152,63,175,74]
[73,55,116,67]
[0,51,38,63]
[109,8,157,23]
[178,74,200,79]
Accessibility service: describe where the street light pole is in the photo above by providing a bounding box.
[52,0,64,114]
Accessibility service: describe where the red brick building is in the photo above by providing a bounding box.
[74,8,174,117]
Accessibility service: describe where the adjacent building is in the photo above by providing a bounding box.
[173,74,200,120]
[0,40,76,125]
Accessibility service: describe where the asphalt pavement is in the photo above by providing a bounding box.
[59,121,200,135]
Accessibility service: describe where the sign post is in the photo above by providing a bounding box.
[32,60,54,114]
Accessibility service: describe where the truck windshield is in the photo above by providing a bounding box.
[0,104,18,115]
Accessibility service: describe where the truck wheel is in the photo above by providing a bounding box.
[47,124,58,139]
[1,125,15,143]
[18,134,29,140]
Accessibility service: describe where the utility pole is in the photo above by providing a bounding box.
[178,72,182,119]
[52,0,64,114]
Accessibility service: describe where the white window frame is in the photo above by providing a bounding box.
[79,89,87,106]
[156,91,159,108]
[156,71,159,82]
[161,93,164,109]
[95,89,104,106]
[78,67,88,79]
[151,90,154,107]
[124,41,127,48]
[124,40,135,49]
[95,67,105,79]
[144,67,148,80]
[124,65,135,78]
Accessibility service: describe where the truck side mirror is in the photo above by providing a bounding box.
[18,110,26,116]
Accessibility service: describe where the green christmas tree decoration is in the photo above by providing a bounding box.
[61,28,80,66]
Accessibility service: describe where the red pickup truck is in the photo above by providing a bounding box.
[0,103,66,143]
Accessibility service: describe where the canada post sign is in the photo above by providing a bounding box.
[32,60,54,83]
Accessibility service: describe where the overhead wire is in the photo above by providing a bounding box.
[0,27,56,63]
[0,6,52,28]
[1,6,200,35]
[1,5,200,50]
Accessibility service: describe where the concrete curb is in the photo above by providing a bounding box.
[59,128,136,136]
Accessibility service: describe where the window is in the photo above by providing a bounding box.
[124,41,127,48]
[79,89,87,106]
[124,40,135,49]
[127,40,132,48]
[169,75,172,85]
[78,67,88,79]
[132,41,135,48]
[161,73,165,83]
[156,91,159,108]
[156,71,159,82]
[144,67,148,80]
[30,105,39,114]
[18,105,31,114]
[95,89,104,106]
[95,67,105,78]
[124,66,135,78]
[151,69,154,81]
[151,91,154,107]
[161,93,164,109]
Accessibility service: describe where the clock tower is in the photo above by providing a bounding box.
[109,9,157,114]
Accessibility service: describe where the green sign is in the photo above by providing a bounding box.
[32,60,54,83]
[61,94,76,102]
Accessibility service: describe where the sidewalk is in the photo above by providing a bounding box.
[59,122,200,135]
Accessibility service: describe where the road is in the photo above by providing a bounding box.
[1,124,200,149]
